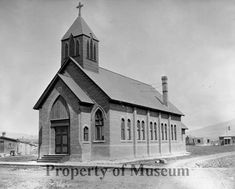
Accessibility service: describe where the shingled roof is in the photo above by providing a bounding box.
[34,57,183,115]
[71,57,183,115]
[62,16,98,41]
[58,74,94,104]
[33,72,94,109]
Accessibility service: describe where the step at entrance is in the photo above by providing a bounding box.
[37,154,69,163]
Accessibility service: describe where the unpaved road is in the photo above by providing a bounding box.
[166,151,235,189]
[0,152,234,189]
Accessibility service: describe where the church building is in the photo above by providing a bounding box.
[34,3,187,162]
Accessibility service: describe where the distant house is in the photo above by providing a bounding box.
[0,135,18,156]
[186,136,212,145]
[0,133,37,157]
[219,126,235,145]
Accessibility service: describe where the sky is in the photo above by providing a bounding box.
[0,0,235,135]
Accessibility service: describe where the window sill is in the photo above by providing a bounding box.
[93,140,106,143]
[150,140,158,143]
[120,140,133,143]
[82,141,91,144]
[137,140,146,143]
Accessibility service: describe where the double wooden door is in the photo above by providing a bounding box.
[55,127,69,154]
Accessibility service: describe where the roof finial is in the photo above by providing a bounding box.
[76,2,84,17]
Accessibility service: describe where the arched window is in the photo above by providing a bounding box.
[76,40,80,56]
[95,109,104,140]
[174,125,177,140]
[94,44,96,61]
[150,122,153,140]
[90,39,93,59]
[142,121,145,140]
[65,43,68,58]
[171,124,174,140]
[121,118,125,140]
[154,122,157,140]
[165,124,168,140]
[137,120,141,140]
[127,119,131,140]
[50,96,69,120]
[83,127,89,141]
[87,40,89,58]
[69,36,75,57]
[161,123,164,140]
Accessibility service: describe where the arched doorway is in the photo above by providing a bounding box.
[50,96,70,154]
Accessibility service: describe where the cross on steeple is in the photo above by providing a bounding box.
[76,2,84,17]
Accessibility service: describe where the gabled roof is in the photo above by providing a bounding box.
[62,16,98,41]
[58,74,94,104]
[33,72,94,109]
[34,57,183,115]
[83,67,183,115]
[70,57,183,115]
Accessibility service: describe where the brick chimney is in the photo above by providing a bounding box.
[2,132,6,137]
[161,76,168,106]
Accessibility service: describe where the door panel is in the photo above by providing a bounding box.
[55,127,68,154]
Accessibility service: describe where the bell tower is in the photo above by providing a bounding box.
[61,2,99,72]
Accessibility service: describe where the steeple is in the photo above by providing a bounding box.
[61,2,99,72]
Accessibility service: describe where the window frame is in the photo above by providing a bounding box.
[94,110,104,141]
[83,126,89,142]
[121,118,125,140]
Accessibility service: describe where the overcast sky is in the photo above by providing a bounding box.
[0,0,235,135]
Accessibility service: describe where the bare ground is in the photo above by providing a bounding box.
[0,146,234,189]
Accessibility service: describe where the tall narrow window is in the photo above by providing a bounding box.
[142,121,145,140]
[154,122,157,140]
[127,119,131,140]
[137,120,141,140]
[161,123,164,140]
[171,125,174,140]
[174,125,177,140]
[95,109,104,140]
[165,124,168,140]
[83,127,89,141]
[121,118,125,140]
[90,39,93,59]
[94,44,96,61]
[76,40,80,56]
[69,36,75,57]
[87,40,89,58]
[150,122,153,140]
[65,43,68,58]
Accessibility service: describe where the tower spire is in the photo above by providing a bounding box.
[76,2,84,17]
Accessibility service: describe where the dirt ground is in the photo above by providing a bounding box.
[0,166,186,189]
[0,145,234,189]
